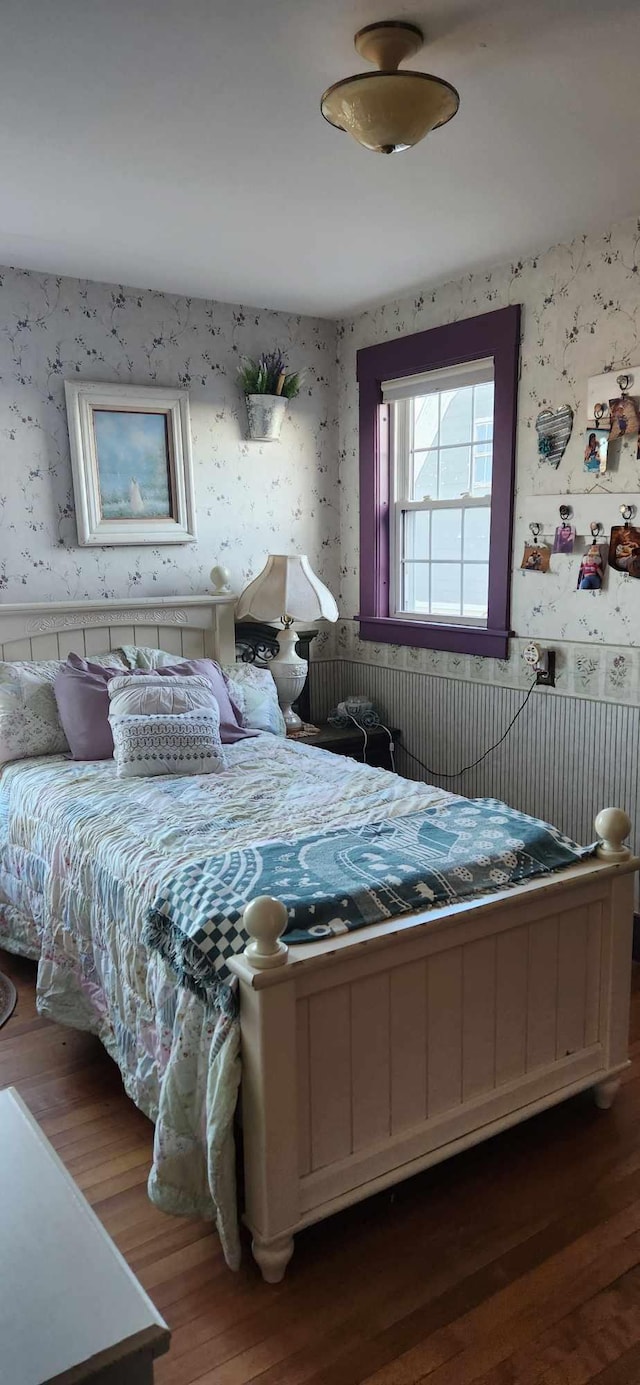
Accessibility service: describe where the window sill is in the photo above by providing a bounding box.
[358,616,509,659]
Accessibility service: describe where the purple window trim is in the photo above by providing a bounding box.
[356,304,521,660]
[358,617,510,659]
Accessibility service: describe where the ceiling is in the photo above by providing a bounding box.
[1,0,639,318]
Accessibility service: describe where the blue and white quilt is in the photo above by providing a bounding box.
[145,798,593,1010]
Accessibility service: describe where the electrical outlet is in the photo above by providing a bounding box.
[535,651,556,687]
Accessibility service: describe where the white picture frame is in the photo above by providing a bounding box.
[64,380,197,546]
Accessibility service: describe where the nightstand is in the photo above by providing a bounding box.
[292,722,400,771]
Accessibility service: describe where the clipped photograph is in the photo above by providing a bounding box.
[608,395,640,441]
[583,429,609,474]
[521,542,550,572]
[576,542,605,590]
[553,522,576,554]
[608,523,640,578]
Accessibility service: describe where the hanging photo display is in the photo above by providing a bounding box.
[577,542,605,591]
[608,395,640,442]
[608,524,640,578]
[584,429,609,474]
[521,542,550,573]
[552,522,576,554]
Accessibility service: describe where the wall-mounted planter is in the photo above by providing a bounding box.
[245,394,288,441]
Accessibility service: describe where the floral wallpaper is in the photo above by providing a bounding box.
[0,266,339,603]
[4,212,640,713]
[337,211,640,662]
[314,620,640,708]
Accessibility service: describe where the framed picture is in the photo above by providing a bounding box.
[64,381,197,545]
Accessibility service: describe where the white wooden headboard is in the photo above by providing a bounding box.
[0,596,237,665]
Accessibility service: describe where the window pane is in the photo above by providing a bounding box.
[412,449,438,499]
[439,386,472,447]
[431,564,462,617]
[473,381,494,436]
[438,447,471,499]
[472,443,492,495]
[463,563,489,620]
[432,508,462,561]
[413,394,439,451]
[463,507,490,560]
[402,562,429,612]
[403,509,430,561]
[402,561,414,611]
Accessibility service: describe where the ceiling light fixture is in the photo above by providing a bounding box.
[321,20,459,155]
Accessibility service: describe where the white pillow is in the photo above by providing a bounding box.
[108,673,226,778]
[0,652,127,766]
[222,664,286,737]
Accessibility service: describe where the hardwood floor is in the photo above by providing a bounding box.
[2,952,640,1385]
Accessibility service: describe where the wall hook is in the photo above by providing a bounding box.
[616,373,633,395]
[593,402,608,422]
[529,522,542,541]
[620,504,636,522]
[559,505,572,523]
[590,521,604,540]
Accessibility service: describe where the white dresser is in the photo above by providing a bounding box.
[0,1087,170,1384]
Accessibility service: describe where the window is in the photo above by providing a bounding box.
[386,360,495,626]
[357,306,520,658]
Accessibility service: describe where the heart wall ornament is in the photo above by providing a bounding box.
[535,405,574,468]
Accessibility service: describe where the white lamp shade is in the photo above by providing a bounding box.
[236,554,339,623]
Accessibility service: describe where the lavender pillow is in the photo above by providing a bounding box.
[53,654,122,760]
[136,660,257,744]
[55,655,257,761]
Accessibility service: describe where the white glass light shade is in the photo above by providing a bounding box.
[236,555,339,624]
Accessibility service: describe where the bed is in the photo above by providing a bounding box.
[0,595,636,1284]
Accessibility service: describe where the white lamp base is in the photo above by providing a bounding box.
[270,625,307,733]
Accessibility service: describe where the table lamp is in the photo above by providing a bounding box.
[236,554,339,731]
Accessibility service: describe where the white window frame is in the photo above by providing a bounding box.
[385,359,494,629]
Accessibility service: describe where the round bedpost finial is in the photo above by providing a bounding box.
[243,896,289,969]
[595,807,632,862]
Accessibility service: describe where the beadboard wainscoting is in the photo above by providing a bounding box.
[309,660,640,862]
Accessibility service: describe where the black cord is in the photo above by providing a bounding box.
[399,679,537,780]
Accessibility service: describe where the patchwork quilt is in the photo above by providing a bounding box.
[0,734,456,1267]
[0,733,592,1270]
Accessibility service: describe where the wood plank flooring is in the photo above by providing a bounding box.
[2,950,640,1385]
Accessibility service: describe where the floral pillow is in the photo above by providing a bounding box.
[222,663,286,737]
[0,651,127,766]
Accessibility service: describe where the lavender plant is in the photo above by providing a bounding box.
[238,350,303,400]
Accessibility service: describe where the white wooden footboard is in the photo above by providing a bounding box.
[230,810,638,1283]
